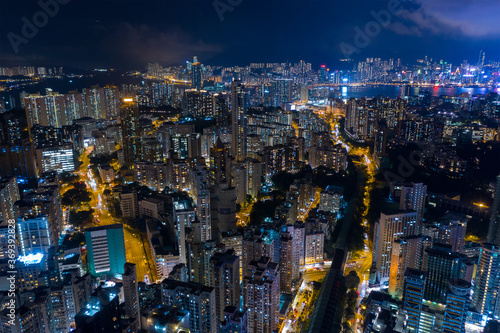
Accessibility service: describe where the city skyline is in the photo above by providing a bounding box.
[2,1,500,333]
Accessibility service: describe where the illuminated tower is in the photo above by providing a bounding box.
[191,60,202,90]
[488,175,500,245]
[209,250,240,322]
[243,257,280,333]
[477,50,486,69]
[231,80,247,161]
[123,263,141,331]
[121,98,141,166]
[423,244,464,304]
[402,268,426,333]
[210,138,232,185]
[399,182,427,224]
[373,210,419,284]
[472,243,500,318]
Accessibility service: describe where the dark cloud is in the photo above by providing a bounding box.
[94,23,224,66]
[394,0,500,38]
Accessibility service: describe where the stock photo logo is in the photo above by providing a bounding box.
[7,0,70,54]
[340,0,403,58]
[213,0,243,22]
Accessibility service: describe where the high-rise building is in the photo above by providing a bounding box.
[75,288,123,333]
[215,183,238,235]
[17,215,52,256]
[84,224,126,277]
[71,273,94,316]
[0,301,48,333]
[304,231,324,264]
[242,229,275,275]
[123,263,141,331]
[424,244,465,304]
[488,175,500,245]
[402,268,426,333]
[434,212,468,253]
[319,186,343,215]
[213,92,230,126]
[270,79,292,107]
[388,235,432,298]
[279,232,293,293]
[160,279,217,333]
[231,80,247,161]
[220,306,248,333]
[443,279,470,333]
[34,143,75,174]
[134,162,169,191]
[209,250,240,322]
[196,188,211,242]
[232,162,247,205]
[191,60,202,90]
[173,199,195,264]
[183,89,211,117]
[372,210,419,284]
[23,90,83,128]
[243,257,280,333]
[286,222,305,280]
[211,138,232,185]
[0,176,19,224]
[121,98,141,166]
[221,231,243,279]
[477,50,486,69]
[399,183,427,224]
[472,243,500,318]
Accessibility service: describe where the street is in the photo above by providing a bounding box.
[281,269,328,333]
[73,147,157,282]
[318,110,377,333]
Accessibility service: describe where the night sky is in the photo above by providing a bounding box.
[0,0,499,70]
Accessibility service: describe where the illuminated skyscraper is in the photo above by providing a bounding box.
[161,279,217,333]
[211,138,232,185]
[191,57,202,90]
[388,235,432,298]
[472,243,500,318]
[488,175,500,245]
[123,263,141,331]
[423,244,464,304]
[209,250,240,322]
[17,215,52,256]
[399,183,427,224]
[121,98,141,166]
[477,50,486,69]
[372,210,419,284]
[270,79,292,107]
[231,80,247,161]
[0,176,19,223]
[243,257,280,333]
[402,268,426,333]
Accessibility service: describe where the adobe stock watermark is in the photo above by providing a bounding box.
[383,144,425,193]
[340,0,403,58]
[7,0,70,54]
[6,219,17,326]
[213,0,243,22]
